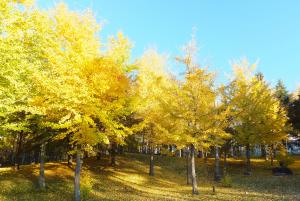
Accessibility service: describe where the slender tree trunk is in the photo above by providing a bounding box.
[34,148,39,164]
[142,134,145,154]
[204,152,208,163]
[74,146,82,201]
[67,137,73,165]
[245,144,251,175]
[149,147,154,176]
[39,143,46,189]
[68,144,73,166]
[224,148,227,175]
[270,144,274,166]
[21,153,25,165]
[68,154,73,166]
[111,142,116,166]
[261,144,266,159]
[96,151,101,160]
[118,145,124,154]
[186,148,191,185]
[190,144,198,194]
[12,136,18,166]
[230,145,234,158]
[15,132,23,170]
[145,144,148,154]
[214,146,221,181]
[265,145,269,161]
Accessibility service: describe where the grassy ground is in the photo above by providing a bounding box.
[0,153,300,201]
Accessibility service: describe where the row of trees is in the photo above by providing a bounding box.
[0,0,298,199]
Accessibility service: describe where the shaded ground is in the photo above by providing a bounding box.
[0,153,299,201]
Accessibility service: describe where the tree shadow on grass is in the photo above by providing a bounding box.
[216,158,300,200]
[83,154,218,201]
[85,153,300,201]
[0,163,75,201]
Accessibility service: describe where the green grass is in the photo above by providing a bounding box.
[0,153,300,201]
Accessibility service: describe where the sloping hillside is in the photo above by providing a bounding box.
[0,153,300,201]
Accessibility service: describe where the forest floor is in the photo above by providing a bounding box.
[0,153,300,201]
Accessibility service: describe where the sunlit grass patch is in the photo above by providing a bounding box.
[0,153,299,200]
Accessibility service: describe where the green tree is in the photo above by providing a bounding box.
[275,80,290,106]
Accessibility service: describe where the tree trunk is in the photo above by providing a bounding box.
[39,143,46,189]
[149,147,154,176]
[230,145,234,158]
[111,142,116,166]
[12,136,18,166]
[68,154,73,166]
[264,145,269,161]
[74,146,82,201]
[142,134,145,154]
[118,145,124,154]
[214,146,221,181]
[223,148,227,175]
[21,153,25,165]
[261,144,266,159]
[96,151,101,160]
[270,144,274,166]
[204,152,208,163]
[68,144,73,166]
[245,144,251,175]
[190,144,198,194]
[186,148,191,185]
[34,148,39,164]
[15,132,24,170]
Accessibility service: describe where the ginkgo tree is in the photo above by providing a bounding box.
[41,12,134,201]
[0,0,52,173]
[134,49,176,176]
[224,59,289,175]
[159,38,230,194]
[0,2,135,200]
[1,0,294,199]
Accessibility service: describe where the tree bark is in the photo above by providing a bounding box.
[265,145,269,161]
[230,145,234,158]
[190,144,198,194]
[67,154,73,166]
[149,147,154,176]
[270,144,274,166]
[39,143,46,189]
[261,144,266,159]
[34,148,39,164]
[223,148,227,175]
[142,134,145,154]
[204,152,208,163]
[245,144,251,175]
[96,151,101,160]
[214,146,221,181]
[21,153,25,165]
[15,132,24,170]
[74,146,82,201]
[118,145,124,154]
[186,148,191,185]
[68,144,73,166]
[111,142,116,166]
[12,135,18,168]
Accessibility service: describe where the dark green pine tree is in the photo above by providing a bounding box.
[289,92,300,135]
[275,80,290,107]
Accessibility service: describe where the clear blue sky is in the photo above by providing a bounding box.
[37,0,300,92]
